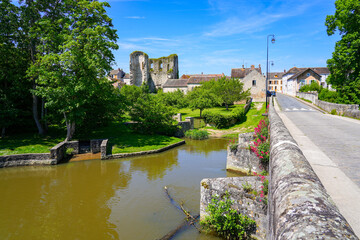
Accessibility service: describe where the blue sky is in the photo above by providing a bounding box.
[107,0,340,76]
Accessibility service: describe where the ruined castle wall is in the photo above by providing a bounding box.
[129,51,149,87]
[149,54,178,88]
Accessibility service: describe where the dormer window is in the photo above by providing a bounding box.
[306,73,310,77]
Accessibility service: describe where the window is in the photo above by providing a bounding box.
[275,81,278,85]
[306,73,310,77]
[160,62,163,69]
[252,80,256,86]
[150,63,153,69]
[299,79,306,87]
[269,80,272,84]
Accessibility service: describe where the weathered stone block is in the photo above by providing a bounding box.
[200,177,267,240]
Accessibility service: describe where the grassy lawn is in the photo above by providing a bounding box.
[201,103,267,139]
[0,128,65,156]
[179,104,245,120]
[76,122,183,154]
[1,122,183,156]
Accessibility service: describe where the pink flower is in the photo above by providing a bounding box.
[253,172,257,175]
[261,186,264,188]
[260,193,264,197]
[260,156,263,159]
[259,199,262,202]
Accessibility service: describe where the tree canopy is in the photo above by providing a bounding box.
[325,0,360,104]
[202,77,250,110]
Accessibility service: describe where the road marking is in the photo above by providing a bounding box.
[292,108,299,111]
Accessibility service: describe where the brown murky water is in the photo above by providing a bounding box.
[0,139,240,240]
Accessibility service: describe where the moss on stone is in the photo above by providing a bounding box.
[150,54,178,61]
[131,51,148,57]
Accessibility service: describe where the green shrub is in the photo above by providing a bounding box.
[319,88,339,103]
[203,107,246,128]
[185,129,209,140]
[242,181,253,193]
[330,109,337,115]
[66,147,74,156]
[200,191,256,239]
[299,81,321,93]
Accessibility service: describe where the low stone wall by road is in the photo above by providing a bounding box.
[102,140,185,160]
[297,92,360,119]
[268,99,358,239]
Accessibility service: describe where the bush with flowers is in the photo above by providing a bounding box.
[250,118,270,165]
[253,172,268,205]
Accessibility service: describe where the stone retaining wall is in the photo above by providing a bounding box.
[102,140,185,160]
[244,98,253,114]
[200,177,267,240]
[100,139,109,159]
[268,99,358,239]
[227,132,262,174]
[0,153,55,168]
[90,139,105,153]
[175,117,194,137]
[64,141,79,154]
[50,141,67,163]
[297,92,360,119]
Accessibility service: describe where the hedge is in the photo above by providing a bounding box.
[202,108,246,128]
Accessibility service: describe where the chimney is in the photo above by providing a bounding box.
[242,65,244,69]
[251,65,255,70]
[201,72,203,75]
[284,69,286,73]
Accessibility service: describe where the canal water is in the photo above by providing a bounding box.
[0,139,238,240]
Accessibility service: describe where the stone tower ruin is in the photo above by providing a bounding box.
[129,51,150,87]
[129,51,179,92]
[149,54,179,88]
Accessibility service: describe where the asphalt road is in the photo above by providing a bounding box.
[276,93,360,187]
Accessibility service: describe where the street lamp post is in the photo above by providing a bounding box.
[266,34,275,108]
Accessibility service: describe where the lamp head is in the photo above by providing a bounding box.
[271,36,275,44]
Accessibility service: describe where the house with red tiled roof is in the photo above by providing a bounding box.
[231,64,266,102]
[282,67,331,96]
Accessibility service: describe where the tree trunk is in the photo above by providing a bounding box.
[225,103,229,111]
[32,87,45,135]
[64,113,75,141]
[200,109,203,118]
[1,127,5,138]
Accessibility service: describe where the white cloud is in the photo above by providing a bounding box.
[204,1,318,36]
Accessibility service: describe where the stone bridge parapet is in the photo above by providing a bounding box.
[267,98,358,239]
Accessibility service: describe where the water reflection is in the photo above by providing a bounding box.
[0,161,132,239]
[128,149,179,181]
[184,139,229,156]
[0,138,229,240]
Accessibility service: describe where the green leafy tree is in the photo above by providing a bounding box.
[0,0,32,137]
[186,87,217,117]
[29,0,119,141]
[156,89,188,109]
[127,93,178,135]
[202,77,250,110]
[326,0,360,104]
